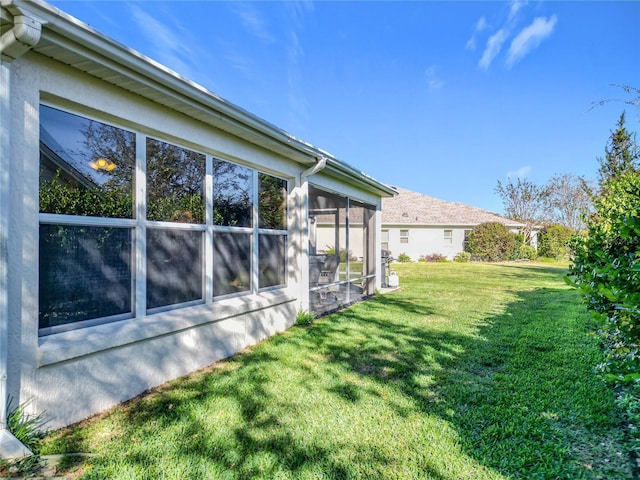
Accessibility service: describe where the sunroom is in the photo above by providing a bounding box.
[0,0,394,442]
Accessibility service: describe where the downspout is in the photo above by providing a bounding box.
[296,157,327,312]
[0,6,42,461]
[300,155,327,181]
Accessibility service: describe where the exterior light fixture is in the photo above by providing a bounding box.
[89,158,116,171]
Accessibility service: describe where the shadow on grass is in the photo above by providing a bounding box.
[311,286,631,479]
[45,269,632,479]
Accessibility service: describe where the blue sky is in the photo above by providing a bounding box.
[49,1,639,213]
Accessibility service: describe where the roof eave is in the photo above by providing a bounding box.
[3,0,393,196]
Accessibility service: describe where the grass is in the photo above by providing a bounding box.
[39,262,634,479]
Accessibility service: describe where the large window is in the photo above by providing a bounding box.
[39,105,136,334]
[146,138,205,311]
[39,104,289,334]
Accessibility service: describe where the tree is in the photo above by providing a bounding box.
[543,173,593,231]
[495,177,547,241]
[597,111,639,187]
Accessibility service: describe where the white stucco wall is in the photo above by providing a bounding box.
[2,47,389,430]
[5,52,308,429]
[384,226,471,261]
[384,225,535,262]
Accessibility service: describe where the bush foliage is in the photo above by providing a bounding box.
[454,251,472,262]
[569,172,640,384]
[466,222,516,261]
[420,253,448,262]
[397,253,412,263]
[537,224,574,260]
[568,108,640,472]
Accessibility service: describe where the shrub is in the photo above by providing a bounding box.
[454,251,471,262]
[467,222,516,261]
[422,253,448,262]
[397,253,412,263]
[569,172,640,384]
[537,224,574,260]
[295,309,316,326]
[516,244,537,260]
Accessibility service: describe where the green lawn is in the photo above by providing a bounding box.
[40,262,634,479]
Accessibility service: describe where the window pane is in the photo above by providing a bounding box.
[259,173,287,229]
[259,234,286,288]
[213,232,251,296]
[147,229,203,310]
[213,159,252,227]
[146,138,205,223]
[39,225,132,329]
[39,105,135,218]
[444,230,453,243]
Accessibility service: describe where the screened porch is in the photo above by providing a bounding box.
[308,184,376,315]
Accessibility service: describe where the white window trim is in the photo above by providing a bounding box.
[38,103,290,336]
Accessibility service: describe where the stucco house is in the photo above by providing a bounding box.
[381,187,533,261]
[0,0,395,456]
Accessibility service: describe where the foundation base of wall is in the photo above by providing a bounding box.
[0,429,32,460]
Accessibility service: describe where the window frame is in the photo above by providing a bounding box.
[38,102,290,336]
[400,229,409,244]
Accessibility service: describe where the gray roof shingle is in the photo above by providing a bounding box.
[382,186,524,227]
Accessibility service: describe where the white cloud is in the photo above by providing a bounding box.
[507,165,532,178]
[229,2,275,44]
[479,29,508,70]
[506,15,558,67]
[425,65,444,92]
[465,16,487,51]
[128,5,196,77]
[508,0,527,21]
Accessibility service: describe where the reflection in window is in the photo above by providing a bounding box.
[146,138,205,223]
[259,173,287,230]
[39,105,135,218]
[38,104,291,334]
[147,229,203,310]
[213,159,252,227]
[39,225,132,330]
[259,234,286,288]
[213,232,251,296]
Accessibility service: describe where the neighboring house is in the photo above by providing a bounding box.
[381,187,534,261]
[0,0,394,447]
